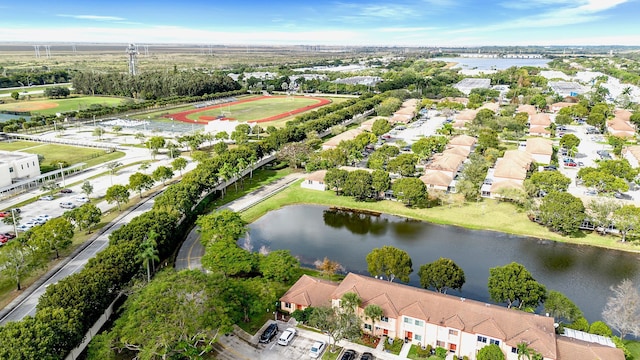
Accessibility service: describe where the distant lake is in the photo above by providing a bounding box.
[245,205,640,323]
[0,113,29,123]
[437,57,551,70]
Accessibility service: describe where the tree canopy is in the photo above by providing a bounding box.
[487,262,547,310]
[418,257,465,294]
[366,246,413,283]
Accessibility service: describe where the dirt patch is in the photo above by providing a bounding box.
[6,102,59,112]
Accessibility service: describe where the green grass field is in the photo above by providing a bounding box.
[0,140,124,167]
[184,97,321,122]
[0,96,128,115]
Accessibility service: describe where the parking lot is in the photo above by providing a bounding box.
[215,320,400,360]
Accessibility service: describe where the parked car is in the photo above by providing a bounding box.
[30,218,46,225]
[60,188,73,194]
[340,349,357,360]
[565,162,577,167]
[614,192,633,200]
[60,202,76,209]
[40,195,55,201]
[37,214,51,221]
[557,125,567,131]
[0,235,8,244]
[3,232,16,239]
[259,323,278,344]
[309,341,326,359]
[360,352,375,360]
[0,211,9,218]
[76,196,90,203]
[584,189,598,196]
[277,327,296,346]
[543,165,557,171]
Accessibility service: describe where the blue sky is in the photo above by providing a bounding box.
[0,0,638,46]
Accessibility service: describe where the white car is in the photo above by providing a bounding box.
[76,196,90,203]
[309,340,326,358]
[40,195,55,201]
[60,202,76,209]
[277,327,296,346]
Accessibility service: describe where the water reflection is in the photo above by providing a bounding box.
[248,205,640,322]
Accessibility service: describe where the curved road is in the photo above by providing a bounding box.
[174,173,303,270]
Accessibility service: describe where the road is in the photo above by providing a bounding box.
[0,197,156,324]
[174,173,303,270]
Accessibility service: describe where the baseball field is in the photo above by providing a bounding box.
[0,96,128,116]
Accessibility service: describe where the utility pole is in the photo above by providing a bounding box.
[10,208,18,235]
[58,163,66,187]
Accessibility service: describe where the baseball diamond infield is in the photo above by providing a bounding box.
[163,95,332,124]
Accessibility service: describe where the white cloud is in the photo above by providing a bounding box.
[57,14,126,21]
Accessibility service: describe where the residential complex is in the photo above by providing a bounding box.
[0,150,40,188]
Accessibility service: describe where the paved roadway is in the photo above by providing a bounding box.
[0,197,156,324]
[174,173,304,271]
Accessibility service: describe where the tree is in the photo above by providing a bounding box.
[612,205,640,242]
[544,290,583,325]
[524,171,571,196]
[191,150,210,163]
[598,159,637,182]
[259,250,299,282]
[129,172,154,198]
[581,170,628,194]
[586,199,621,235]
[343,170,373,201]
[10,91,19,100]
[105,161,123,185]
[341,292,361,314]
[64,203,102,233]
[196,209,247,245]
[32,217,74,259]
[0,240,40,290]
[105,184,130,211]
[171,157,188,177]
[364,304,383,337]
[589,321,613,337]
[308,305,362,352]
[316,257,342,277]
[559,134,580,155]
[81,181,93,198]
[387,153,418,176]
[41,180,61,197]
[135,230,160,282]
[538,191,585,235]
[477,344,505,360]
[202,239,255,277]
[371,170,390,200]
[487,262,547,310]
[138,161,151,173]
[92,127,104,140]
[392,177,427,207]
[516,342,532,360]
[278,142,311,169]
[602,279,640,339]
[476,128,499,154]
[145,136,166,159]
[418,257,465,294]
[411,136,448,161]
[366,246,413,283]
[152,165,174,185]
[371,118,392,136]
[325,168,348,195]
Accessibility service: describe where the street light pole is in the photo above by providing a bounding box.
[58,163,66,187]
[10,208,18,235]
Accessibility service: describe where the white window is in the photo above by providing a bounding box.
[415,320,423,327]
[477,336,487,343]
[284,302,291,308]
[490,339,500,346]
[404,317,412,324]
[381,316,389,322]
[414,334,422,341]
[449,329,458,336]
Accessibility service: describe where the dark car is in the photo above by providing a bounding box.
[3,233,16,239]
[543,165,557,171]
[614,192,633,200]
[259,323,278,344]
[360,352,374,360]
[60,188,73,194]
[340,349,357,360]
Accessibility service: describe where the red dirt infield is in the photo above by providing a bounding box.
[163,95,331,124]
[6,102,59,112]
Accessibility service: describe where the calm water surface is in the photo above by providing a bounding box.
[245,205,640,323]
[436,57,550,70]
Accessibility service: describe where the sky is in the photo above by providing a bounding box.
[0,0,639,46]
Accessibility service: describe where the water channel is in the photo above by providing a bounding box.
[245,205,640,323]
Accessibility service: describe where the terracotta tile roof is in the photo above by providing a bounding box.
[455,109,478,121]
[480,102,500,112]
[550,102,576,110]
[494,159,528,180]
[427,153,466,172]
[396,107,416,116]
[391,114,413,124]
[420,171,454,187]
[441,97,469,105]
[444,146,470,157]
[280,275,339,308]
[623,145,640,161]
[305,170,327,182]
[503,150,533,167]
[449,135,477,147]
[330,273,558,358]
[452,120,467,129]
[338,166,374,173]
[359,119,377,132]
[517,104,537,116]
[525,138,553,156]
[607,118,635,132]
[323,128,364,148]
[530,113,551,126]
[529,125,551,135]
[556,337,624,360]
[614,109,632,122]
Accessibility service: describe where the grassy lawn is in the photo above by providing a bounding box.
[0,96,128,115]
[407,344,441,360]
[182,97,322,122]
[624,340,640,359]
[242,180,640,253]
[383,337,404,355]
[0,140,125,168]
[322,346,343,360]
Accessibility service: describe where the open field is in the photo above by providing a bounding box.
[0,140,122,167]
[242,180,640,253]
[164,95,331,124]
[0,96,129,115]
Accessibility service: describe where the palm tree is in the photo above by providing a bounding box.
[136,231,159,283]
[236,158,248,189]
[106,161,123,185]
[341,292,361,315]
[217,163,233,197]
[364,304,383,337]
[517,342,532,360]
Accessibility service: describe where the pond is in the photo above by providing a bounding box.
[245,205,640,323]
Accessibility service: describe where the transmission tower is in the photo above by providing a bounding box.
[126,43,138,75]
[34,45,40,58]
[44,45,51,58]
